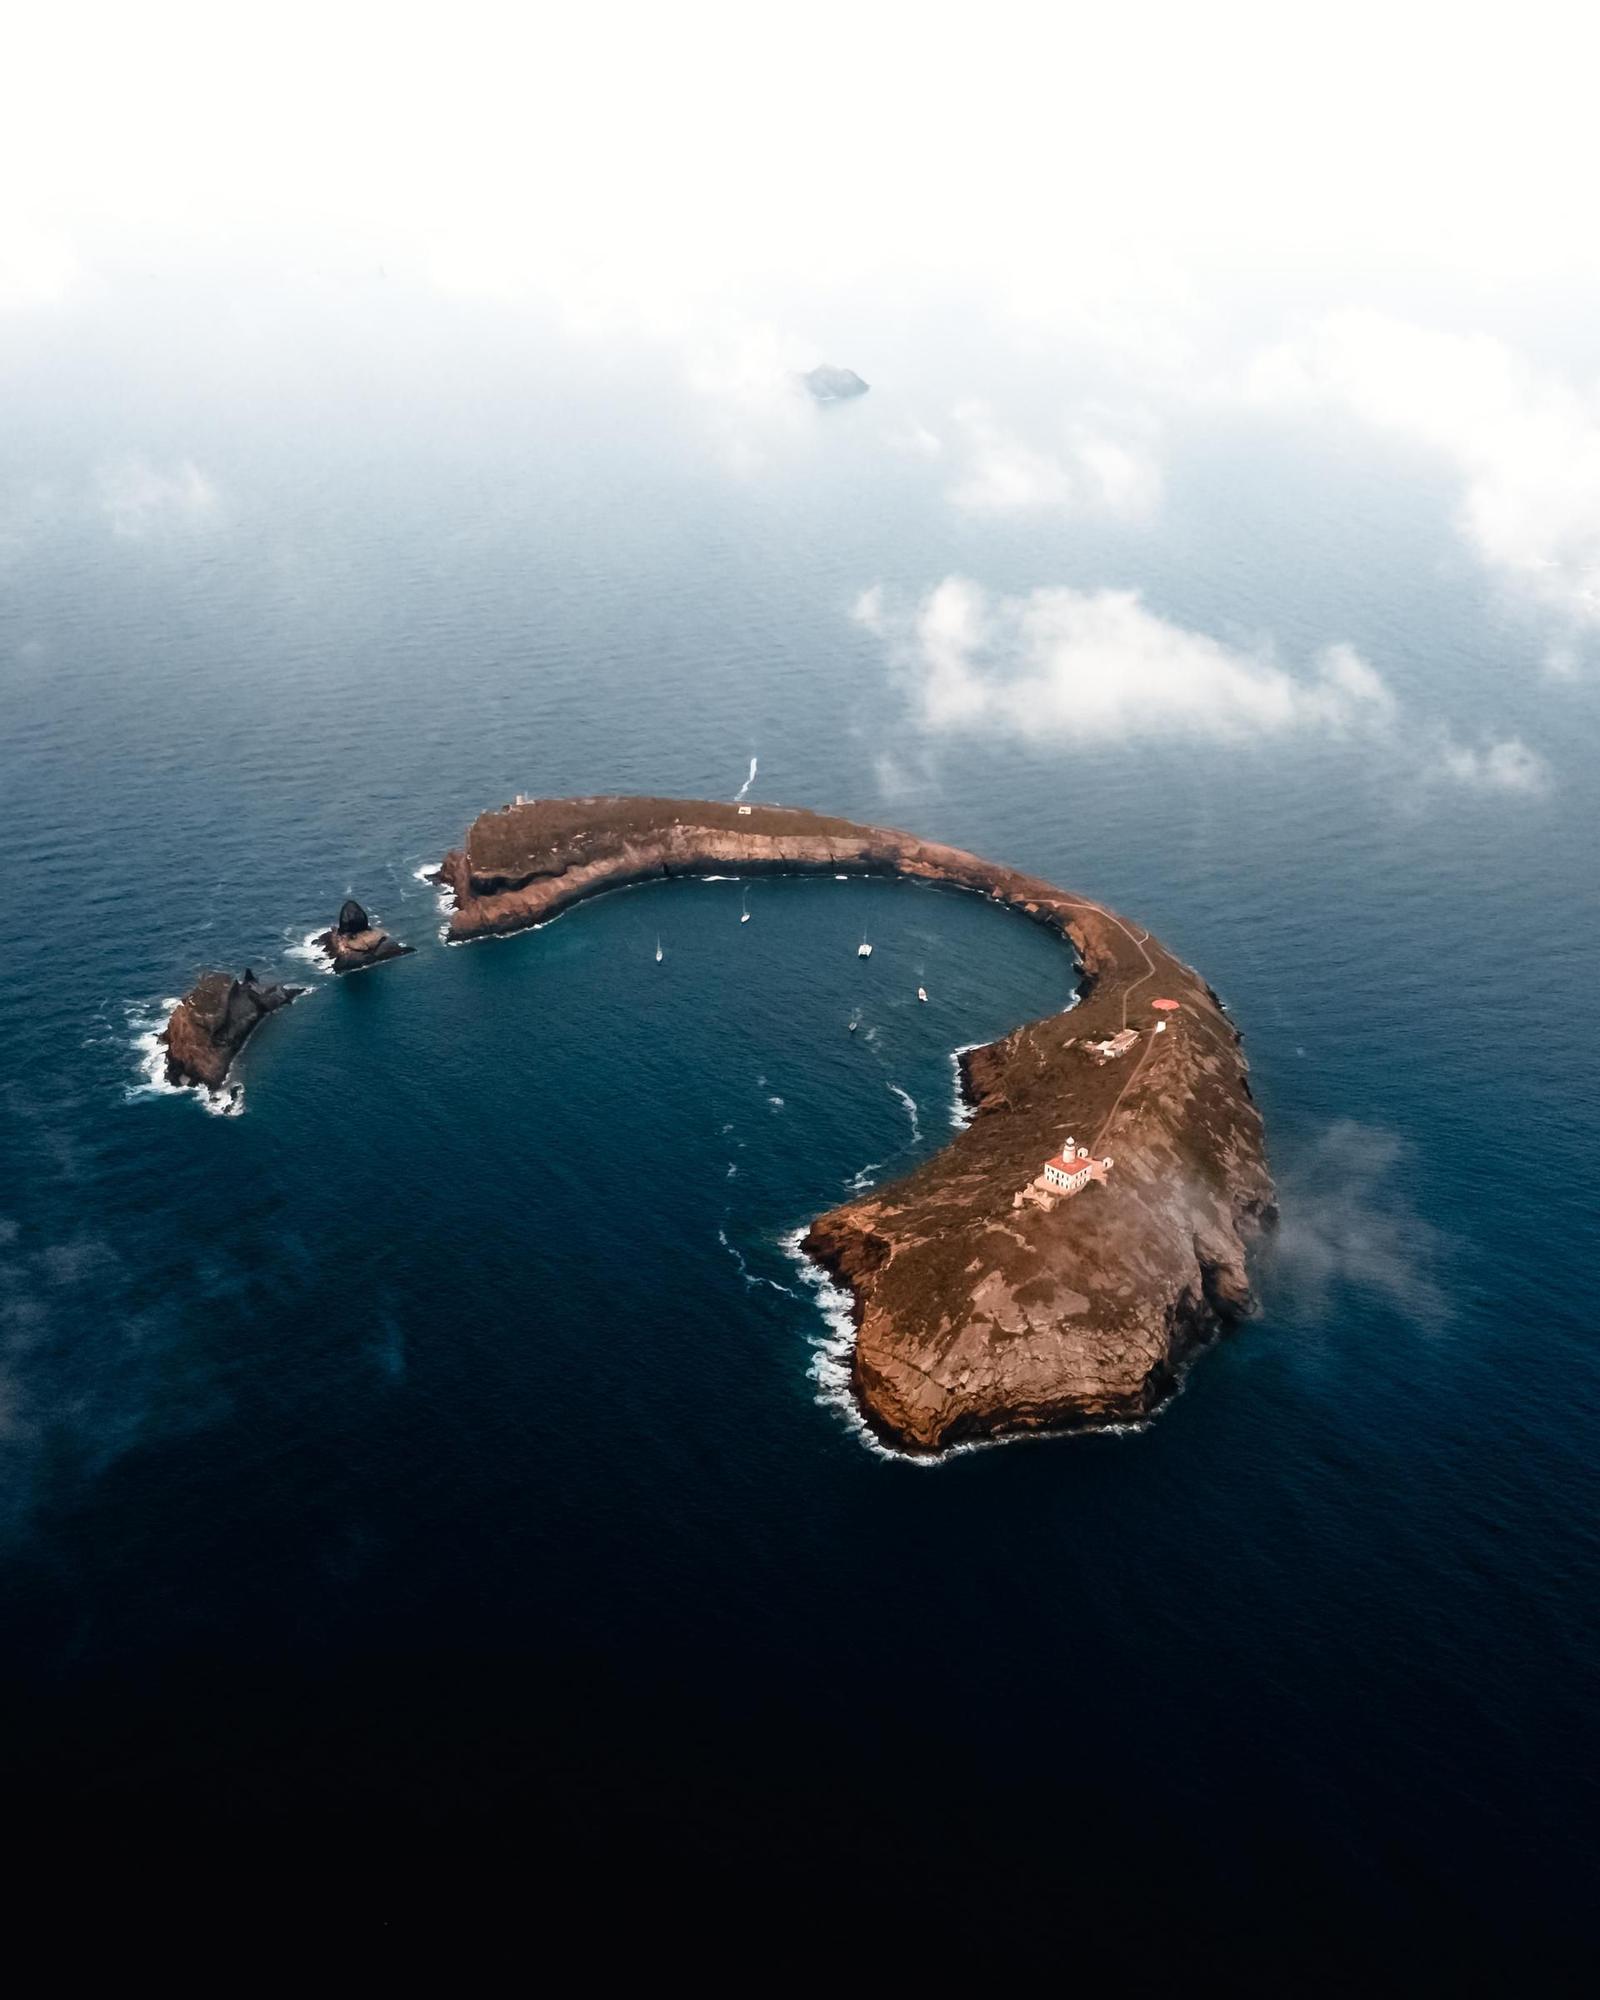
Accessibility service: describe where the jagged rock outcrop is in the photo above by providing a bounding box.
[313,898,413,974]
[434,795,1276,1452]
[160,969,302,1092]
[802,363,869,402]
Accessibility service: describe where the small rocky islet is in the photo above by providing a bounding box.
[159,899,411,1092]
[156,796,1274,1453]
[313,898,414,974]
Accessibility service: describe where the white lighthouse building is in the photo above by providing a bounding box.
[1040,1138,1112,1195]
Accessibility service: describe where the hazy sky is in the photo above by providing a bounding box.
[8,1,1600,793]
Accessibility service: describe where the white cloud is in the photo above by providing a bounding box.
[0,211,77,310]
[886,422,943,460]
[1265,1122,1447,1324]
[945,403,1162,521]
[1424,732,1550,795]
[1246,311,1600,644]
[680,321,817,475]
[856,577,1393,745]
[857,577,1553,800]
[95,458,219,540]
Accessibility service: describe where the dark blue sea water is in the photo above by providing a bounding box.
[2,282,1597,1973]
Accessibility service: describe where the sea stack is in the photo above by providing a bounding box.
[160,969,302,1092]
[313,899,413,974]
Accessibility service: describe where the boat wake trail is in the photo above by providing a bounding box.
[734,756,758,802]
[888,1083,920,1142]
[718,1224,795,1296]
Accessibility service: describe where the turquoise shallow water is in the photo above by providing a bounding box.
[1,286,1597,1973]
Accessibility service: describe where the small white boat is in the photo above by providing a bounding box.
[655,937,663,963]
[917,986,928,1003]
[740,889,750,924]
[858,930,872,958]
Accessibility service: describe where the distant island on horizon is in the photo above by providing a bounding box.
[802,363,869,402]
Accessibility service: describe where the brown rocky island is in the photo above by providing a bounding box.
[160,969,302,1093]
[313,899,413,974]
[436,795,1276,1454]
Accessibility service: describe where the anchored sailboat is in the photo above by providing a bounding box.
[655,937,663,963]
[917,986,928,1003]
[857,927,872,958]
[740,888,750,924]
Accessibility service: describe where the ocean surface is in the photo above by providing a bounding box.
[1,282,1597,1971]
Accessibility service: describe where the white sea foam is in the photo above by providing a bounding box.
[948,1041,985,1129]
[780,1228,909,1462]
[718,1223,794,1295]
[734,755,758,802]
[767,1095,785,1112]
[717,1224,758,1286]
[845,1161,884,1192]
[888,1082,920,1141]
[285,926,334,975]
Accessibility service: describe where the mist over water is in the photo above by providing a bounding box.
[2,279,1598,1974]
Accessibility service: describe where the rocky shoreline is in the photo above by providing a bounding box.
[434,795,1277,1452]
[160,969,302,1094]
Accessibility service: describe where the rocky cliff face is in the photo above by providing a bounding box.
[436,795,1276,1453]
[160,970,302,1092]
[313,898,413,974]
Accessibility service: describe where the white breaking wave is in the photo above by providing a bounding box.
[888,1082,920,1141]
[734,755,758,801]
[780,1228,901,1460]
[948,1042,985,1129]
[768,1095,785,1112]
[285,926,334,975]
[845,1161,884,1192]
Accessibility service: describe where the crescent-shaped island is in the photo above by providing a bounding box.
[433,795,1276,1453]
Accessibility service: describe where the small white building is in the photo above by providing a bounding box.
[1040,1138,1113,1196]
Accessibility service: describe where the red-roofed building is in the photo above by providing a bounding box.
[1040,1140,1112,1195]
